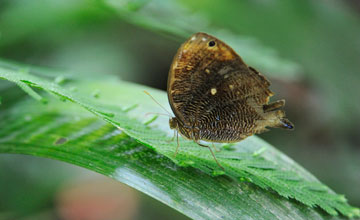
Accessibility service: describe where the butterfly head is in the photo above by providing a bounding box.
[169,117,192,140]
[169,117,178,130]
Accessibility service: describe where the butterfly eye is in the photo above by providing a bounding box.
[208,40,216,47]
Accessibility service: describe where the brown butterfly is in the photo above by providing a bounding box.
[167,32,294,169]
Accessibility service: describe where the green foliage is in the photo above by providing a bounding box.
[1,61,359,219]
[0,99,333,220]
[104,0,301,80]
[1,0,360,218]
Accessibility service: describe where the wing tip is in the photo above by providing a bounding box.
[279,118,295,130]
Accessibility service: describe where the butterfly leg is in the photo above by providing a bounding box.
[167,129,176,142]
[211,142,221,152]
[174,131,180,157]
[196,141,224,170]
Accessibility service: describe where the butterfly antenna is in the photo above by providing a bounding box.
[144,90,172,117]
[145,112,172,117]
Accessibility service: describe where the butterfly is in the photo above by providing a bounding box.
[165,32,294,169]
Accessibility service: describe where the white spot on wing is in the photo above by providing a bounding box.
[191,36,196,41]
[211,88,217,95]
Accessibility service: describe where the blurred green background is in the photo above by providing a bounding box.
[1,0,359,219]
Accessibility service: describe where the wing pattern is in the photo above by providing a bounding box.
[168,32,293,142]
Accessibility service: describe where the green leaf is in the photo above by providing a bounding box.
[0,99,333,220]
[0,61,359,218]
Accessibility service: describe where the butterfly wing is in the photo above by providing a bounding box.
[167,32,293,142]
